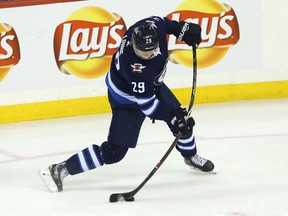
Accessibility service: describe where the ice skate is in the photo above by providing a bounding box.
[38,161,69,192]
[184,154,216,174]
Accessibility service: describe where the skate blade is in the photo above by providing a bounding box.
[189,166,217,175]
[38,168,59,192]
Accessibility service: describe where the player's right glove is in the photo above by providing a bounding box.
[172,107,195,135]
[176,21,202,46]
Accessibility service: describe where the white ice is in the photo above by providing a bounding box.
[0,98,288,216]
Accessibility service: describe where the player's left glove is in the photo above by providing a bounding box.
[176,21,202,46]
[172,107,195,135]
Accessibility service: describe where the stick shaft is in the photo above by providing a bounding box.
[128,131,182,197]
[188,45,197,116]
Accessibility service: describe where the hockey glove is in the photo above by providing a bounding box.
[172,107,195,135]
[176,21,202,46]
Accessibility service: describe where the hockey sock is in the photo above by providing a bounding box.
[66,144,104,175]
[176,133,197,157]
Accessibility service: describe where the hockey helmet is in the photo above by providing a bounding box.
[132,21,159,51]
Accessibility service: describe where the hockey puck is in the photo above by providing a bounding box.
[109,194,135,202]
[123,196,135,202]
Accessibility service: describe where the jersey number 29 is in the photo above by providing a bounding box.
[131,82,145,93]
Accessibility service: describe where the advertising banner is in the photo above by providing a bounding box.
[0,0,262,106]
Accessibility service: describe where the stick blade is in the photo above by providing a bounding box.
[109,193,120,203]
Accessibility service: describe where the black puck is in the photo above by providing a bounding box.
[124,196,135,202]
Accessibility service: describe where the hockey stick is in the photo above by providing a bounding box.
[109,131,182,202]
[109,46,198,203]
[188,44,197,117]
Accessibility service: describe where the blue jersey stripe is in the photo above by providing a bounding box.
[106,72,136,104]
[106,71,160,116]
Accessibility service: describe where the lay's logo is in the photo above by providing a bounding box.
[53,6,127,79]
[167,0,240,68]
[0,23,21,81]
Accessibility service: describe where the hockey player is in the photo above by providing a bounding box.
[39,16,215,192]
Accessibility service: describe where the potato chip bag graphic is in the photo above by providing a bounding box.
[167,0,240,68]
[0,23,20,81]
[54,6,127,79]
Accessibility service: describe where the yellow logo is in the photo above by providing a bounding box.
[54,6,127,79]
[167,0,240,68]
[0,23,20,81]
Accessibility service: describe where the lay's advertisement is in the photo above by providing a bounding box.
[0,23,20,81]
[54,7,127,79]
[0,0,275,122]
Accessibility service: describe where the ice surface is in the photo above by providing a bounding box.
[1,99,287,216]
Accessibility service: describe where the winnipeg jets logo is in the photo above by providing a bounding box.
[153,59,168,85]
[131,63,146,73]
[154,68,166,85]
